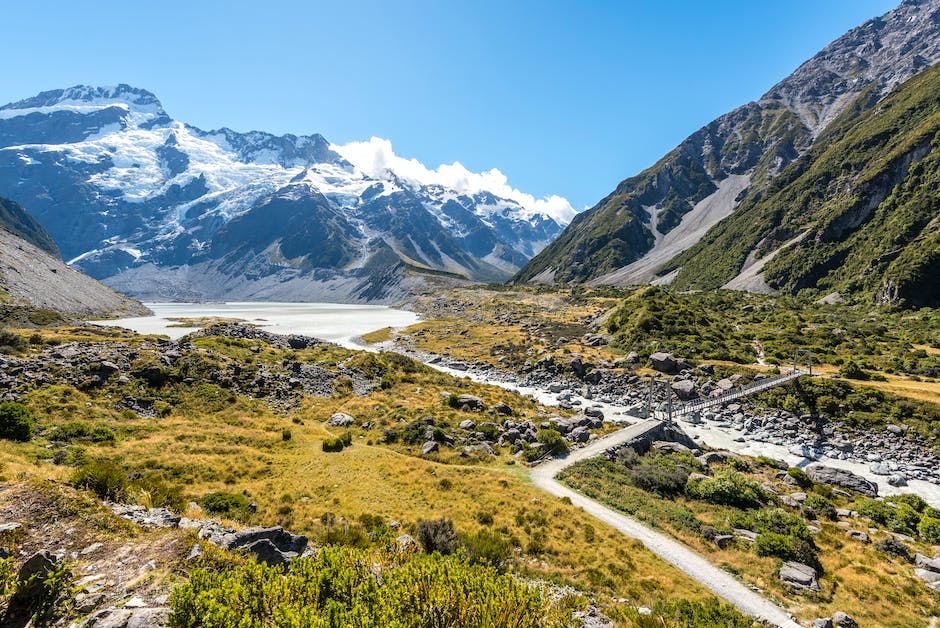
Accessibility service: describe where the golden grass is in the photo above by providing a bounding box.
[812,364,940,405]
[360,326,394,343]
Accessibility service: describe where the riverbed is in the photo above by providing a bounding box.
[95,302,420,348]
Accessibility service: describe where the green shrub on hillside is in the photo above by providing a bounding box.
[416,518,457,555]
[0,402,34,442]
[48,421,115,443]
[686,469,771,509]
[71,460,127,500]
[169,546,562,627]
[200,491,250,516]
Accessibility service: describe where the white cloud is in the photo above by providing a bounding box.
[332,137,578,225]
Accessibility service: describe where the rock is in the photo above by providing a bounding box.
[886,424,907,436]
[584,406,604,419]
[651,441,690,454]
[914,553,940,572]
[458,419,476,430]
[714,535,734,549]
[463,443,495,456]
[328,412,355,427]
[671,379,696,400]
[915,568,940,583]
[186,544,203,560]
[396,534,417,550]
[244,538,294,567]
[779,561,820,591]
[422,441,439,455]
[887,474,907,487]
[831,612,858,628]
[84,606,170,627]
[570,426,590,443]
[733,529,758,543]
[0,522,22,534]
[18,550,58,582]
[697,451,727,466]
[492,401,513,416]
[456,394,485,411]
[717,378,734,391]
[812,619,833,628]
[847,530,869,543]
[805,464,878,497]
[649,352,676,373]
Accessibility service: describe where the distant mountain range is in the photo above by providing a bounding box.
[0,86,572,302]
[515,0,940,306]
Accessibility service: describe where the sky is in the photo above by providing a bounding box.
[0,0,897,212]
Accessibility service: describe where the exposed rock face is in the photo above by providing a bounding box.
[805,464,878,497]
[515,0,940,289]
[0,228,147,317]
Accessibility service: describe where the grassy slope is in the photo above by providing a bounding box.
[0,196,60,258]
[562,456,940,626]
[667,64,940,306]
[0,324,719,612]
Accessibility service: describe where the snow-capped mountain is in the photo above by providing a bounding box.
[0,85,572,302]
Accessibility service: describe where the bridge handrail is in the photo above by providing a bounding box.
[654,369,808,419]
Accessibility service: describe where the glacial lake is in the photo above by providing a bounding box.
[95,302,421,348]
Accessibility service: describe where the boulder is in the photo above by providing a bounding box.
[779,561,820,591]
[915,568,940,583]
[812,619,833,628]
[887,474,907,487]
[421,441,439,455]
[717,378,734,391]
[396,534,417,551]
[570,426,590,443]
[328,412,355,427]
[651,441,690,454]
[914,553,940,572]
[714,535,734,549]
[244,538,295,567]
[670,379,696,400]
[847,530,869,543]
[649,352,676,373]
[456,394,485,411]
[18,550,57,582]
[805,464,878,497]
[458,419,476,430]
[831,612,858,628]
[492,402,513,416]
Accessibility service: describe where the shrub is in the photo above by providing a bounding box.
[281,428,292,441]
[687,469,770,509]
[536,428,568,456]
[200,491,250,516]
[918,516,940,544]
[0,330,26,354]
[745,508,812,541]
[48,421,115,443]
[416,518,458,555]
[754,532,818,569]
[873,537,911,561]
[628,453,695,497]
[0,401,34,442]
[803,494,837,520]
[888,493,927,513]
[476,511,494,526]
[460,529,512,568]
[786,467,813,489]
[322,437,345,452]
[169,547,558,627]
[71,460,127,500]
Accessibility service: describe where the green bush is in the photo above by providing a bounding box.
[416,518,457,555]
[803,494,837,520]
[322,437,346,452]
[786,467,813,489]
[888,493,927,513]
[169,546,560,627]
[71,460,127,500]
[200,491,250,516]
[745,508,812,541]
[754,532,818,568]
[460,529,513,568]
[536,428,568,456]
[0,330,26,354]
[627,453,696,497]
[686,469,770,509]
[918,516,940,544]
[48,421,115,443]
[873,537,911,561]
[0,402,34,442]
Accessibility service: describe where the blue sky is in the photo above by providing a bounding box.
[1,0,896,210]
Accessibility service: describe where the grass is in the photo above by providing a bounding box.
[561,455,940,626]
[0,323,725,612]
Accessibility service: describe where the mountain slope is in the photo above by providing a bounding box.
[663,61,940,307]
[0,86,569,302]
[0,196,59,257]
[0,222,148,317]
[514,0,940,286]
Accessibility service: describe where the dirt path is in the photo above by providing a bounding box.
[530,425,802,628]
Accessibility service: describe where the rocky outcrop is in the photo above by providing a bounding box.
[779,561,820,591]
[805,464,878,497]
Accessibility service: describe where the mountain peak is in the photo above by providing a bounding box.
[1,83,165,115]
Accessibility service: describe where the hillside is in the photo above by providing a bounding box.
[664,61,940,306]
[514,0,940,288]
[0,227,148,317]
[0,196,58,258]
